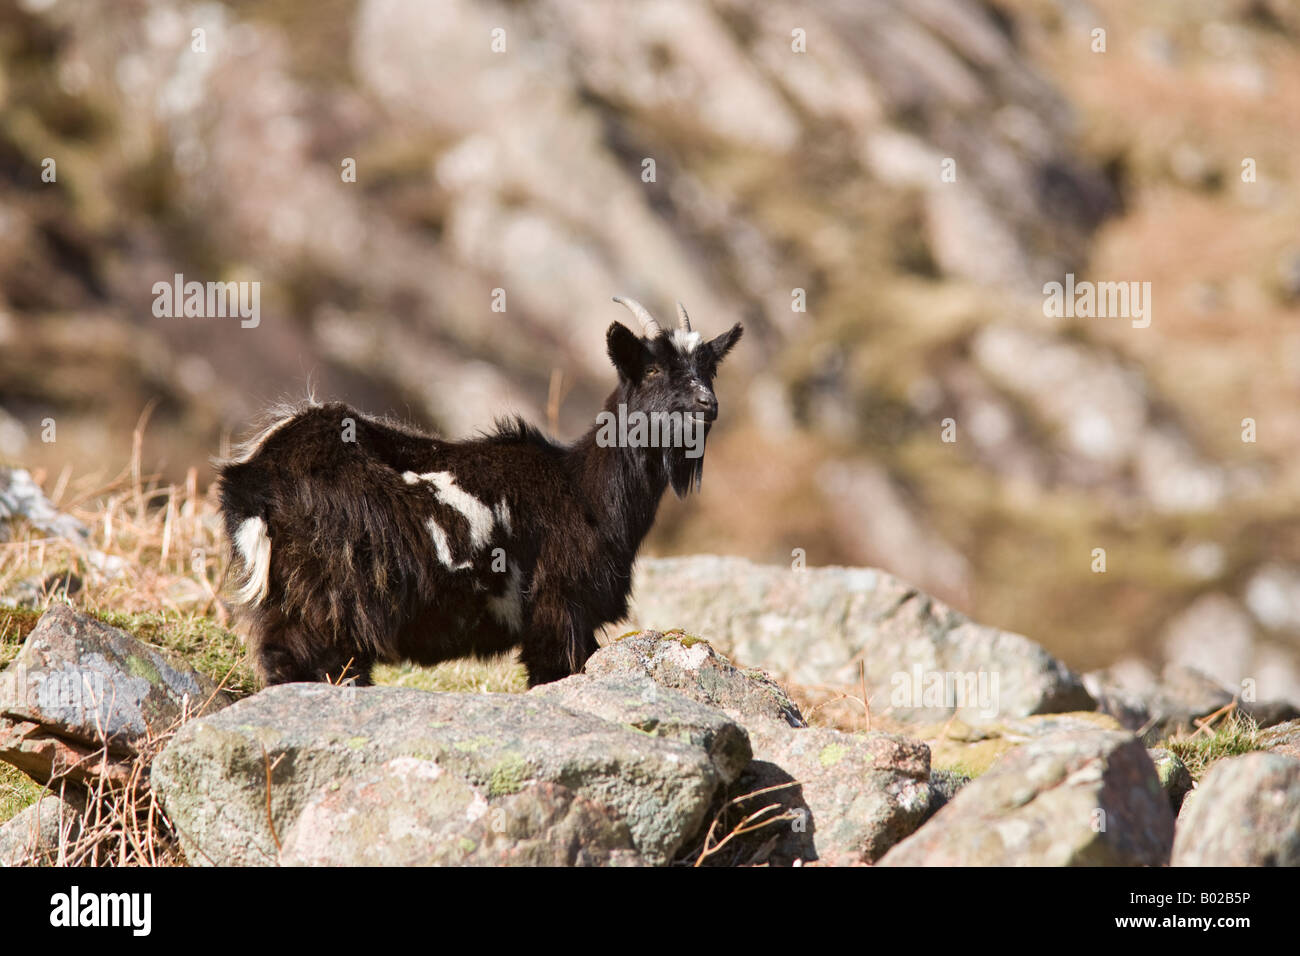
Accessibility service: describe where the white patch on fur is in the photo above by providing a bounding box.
[425,516,471,570]
[488,561,524,633]
[671,329,701,353]
[405,471,495,549]
[494,500,512,535]
[234,516,272,605]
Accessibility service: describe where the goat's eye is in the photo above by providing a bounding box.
[643,366,661,377]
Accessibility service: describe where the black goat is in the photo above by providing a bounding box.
[217,298,742,687]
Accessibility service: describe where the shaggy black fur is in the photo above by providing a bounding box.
[217,315,742,687]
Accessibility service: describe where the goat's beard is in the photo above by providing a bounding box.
[666,430,708,499]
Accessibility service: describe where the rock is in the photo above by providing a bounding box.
[1171,752,1300,866]
[585,629,805,728]
[926,769,969,816]
[0,605,231,786]
[717,724,931,866]
[529,673,752,783]
[1160,594,1255,692]
[282,773,641,867]
[424,782,645,866]
[1080,660,1155,735]
[631,557,1093,723]
[1244,697,1300,729]
[1260,718,1300,760]
[877,732,1175,866]
[1085,661,1227,741]
[569,632,935,863]
[0,468,88,543]
[153,683,729,866]
[1151,587,1300,713]
[1,570,83,610]
[572,631,931,865]
[0,790,84,866]
[1147,748,1194,813]
[924,711,1126,777]
[1085,660,1297,740]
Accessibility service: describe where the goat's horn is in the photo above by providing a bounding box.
[612,296,662,338]
[675,301,692,332]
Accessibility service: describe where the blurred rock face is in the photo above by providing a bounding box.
[0,0,1110,432]
[0,0,1297,686]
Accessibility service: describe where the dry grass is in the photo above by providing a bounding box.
[687,780,804,867]
[24,746,182,868]
[0,414,251,853]
[5,667,241,867]
[1,407,232,623]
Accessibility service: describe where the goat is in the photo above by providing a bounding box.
[217,298,742,687]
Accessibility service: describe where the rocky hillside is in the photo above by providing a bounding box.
[2,0,1299,690]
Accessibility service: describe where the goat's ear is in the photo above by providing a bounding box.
[705,323,743,366]
[606,322,647,380]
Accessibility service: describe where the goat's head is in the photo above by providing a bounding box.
[606,296,743,495]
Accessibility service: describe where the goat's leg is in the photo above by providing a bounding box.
[251,631,314,685]
[521,597,597,687]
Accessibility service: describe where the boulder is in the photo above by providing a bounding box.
[878,731,1175,866]
[281,771,642,867]
[1176,786,1201,822]
[923,711,1126,777]
[0,468,88,543]
[153,683,734,866]
[631,557,1093,723]
[585,629,805,727]
[0,605,231,786]
[575,632,932,865]
[1259,718,1300,760]
[529,673,752,782]
[1085,660,1296,740]
[0,789,84,866]
[1171,752,1300,866]
[723,725,931,866]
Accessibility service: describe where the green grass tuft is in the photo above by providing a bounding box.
[373,656,526,694]
[0,763,45,826]
[1165,712,1264,780]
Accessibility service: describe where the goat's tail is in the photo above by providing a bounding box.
[217,461,275,608]
[214,402,315,608]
